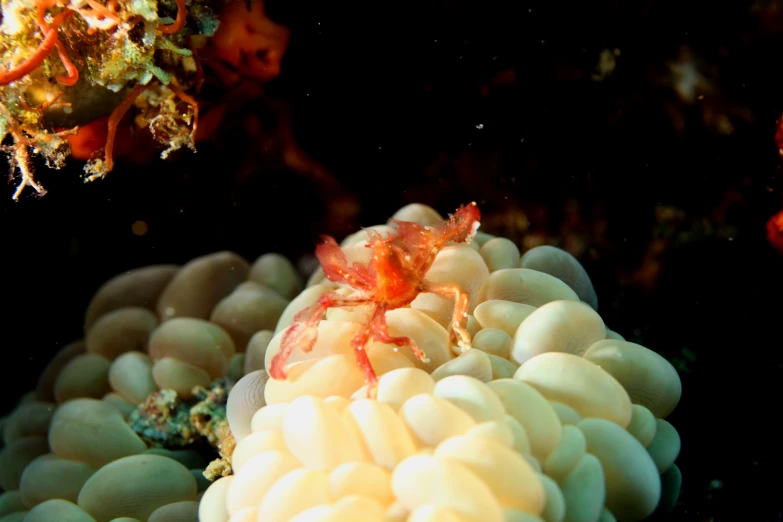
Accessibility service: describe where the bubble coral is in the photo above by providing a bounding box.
[0,248,298,521]
[207,202,684,522]
[0,203,684,522]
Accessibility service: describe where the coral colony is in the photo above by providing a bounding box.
[0,0,288,199]
[0,203,683,521]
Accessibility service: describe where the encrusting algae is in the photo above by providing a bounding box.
[0,203,683,522]
[0,0,289,199]
[128,377,235,471]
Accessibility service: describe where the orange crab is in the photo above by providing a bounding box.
[269,203,482,395]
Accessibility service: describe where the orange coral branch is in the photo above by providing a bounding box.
[105,84,145,172]
[158,0,187,34]
[767,208,783,256]
[35,6,80,86]
[0,11,71,86]
[53,41,79,86]
[85,0,121,21]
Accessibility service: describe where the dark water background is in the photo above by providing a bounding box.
[2,0,783,520]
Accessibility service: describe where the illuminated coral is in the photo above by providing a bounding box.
[0,203,685,521]
[203,202,683,522]
[0,250,295,520]
[0,0,288,199]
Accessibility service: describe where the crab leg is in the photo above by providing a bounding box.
[268,291,373,380]
[353,304,430,399]
[370,306,430,364]
[350,305,382,397]
[420,281,472,350]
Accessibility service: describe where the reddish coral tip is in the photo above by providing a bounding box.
[767,209,783,256]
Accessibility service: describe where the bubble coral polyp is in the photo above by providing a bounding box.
[269,203,482,395]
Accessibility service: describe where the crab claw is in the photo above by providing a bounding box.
[269,322,319,380]
[268,354,288,380]
[448,202,481,244]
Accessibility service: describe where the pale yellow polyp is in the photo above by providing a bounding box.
[282,396,368,470]
[514,353,633,428]
[391,455,503,522]
[399,394,476,447]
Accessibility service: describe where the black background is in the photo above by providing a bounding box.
[2,0,782,520]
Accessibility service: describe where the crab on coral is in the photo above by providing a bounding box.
[269,203,482,396]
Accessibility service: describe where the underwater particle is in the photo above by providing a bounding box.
[593,48,621,81]
[668,49,705,104]
[132,220,149,236]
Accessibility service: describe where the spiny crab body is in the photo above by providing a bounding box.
[269,202,482,396]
